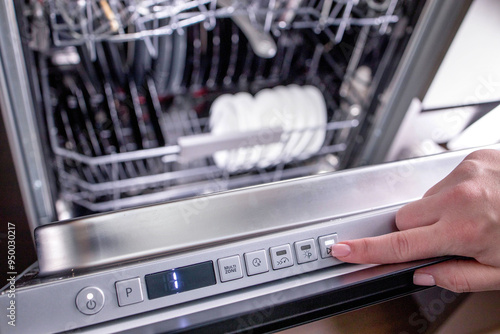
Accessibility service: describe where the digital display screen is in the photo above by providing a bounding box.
[145,261,216,300]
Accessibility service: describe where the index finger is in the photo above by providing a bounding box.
[331,224,446,264]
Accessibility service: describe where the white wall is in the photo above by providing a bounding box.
[423,0,500,109]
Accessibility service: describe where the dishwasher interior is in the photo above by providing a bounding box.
[14,0,427,222]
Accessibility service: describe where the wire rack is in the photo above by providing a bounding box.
[40,0,400,58]
[28,0,412,215]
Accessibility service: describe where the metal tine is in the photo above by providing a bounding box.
[196,23,211,87]
[180,24,195,90]
[152,18,173,97]
[77,44,104,93]
[217,18,234,87]
[59,102,97,184]
[222,20,240,86]
[190,22,204,89]
[165,107,186,175]
[66,87,106,184]
[146,76,169,143]
[279,33,297,80]
[334,0,354,44]
[318,0,335,29]
[264,0,277,32]
[103,79,139,179]
[170,107,187,141]
[268,29,286,80]
[66,77,102,156]
[128,80,152,148]
[128,79,161,175]
[37,55,87,187]
[94,42,141,179]
[84,0,98,60]
[339,24,370,98]
[185,106,209,170]
[231,26,249,86]
[306,43,323,80]
[306,29,345,80]
[168,28,187,94]
[204,0,218,31]
[161,109,177,146]
[206,22,220,88]
[238,30,255,85]
[145,76,172,189]
[70,79,110,183]
[135,10,158,58]
[379,0,398,34]
[103,42,128,88]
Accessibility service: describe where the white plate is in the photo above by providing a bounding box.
[287,84,316,159]
[302,85,327,157]
[275,85,304,162]
[210,94,241,172]
[209,94,235,129]
[232,92,262,170]
[254,89,286,168]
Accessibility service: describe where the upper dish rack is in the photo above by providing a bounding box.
[34,0,400,58]
[23,0,417,217]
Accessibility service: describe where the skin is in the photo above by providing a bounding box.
[331,149,500,293]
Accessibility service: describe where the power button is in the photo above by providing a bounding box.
[76,287,105,315]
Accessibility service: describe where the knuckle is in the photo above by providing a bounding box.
[447,270,472,293]
[464,149,495,163]
[353,239,370,260]
[456,158,480,177]
[453,159,486,191]
[444,180,486,212]
[464,150,483,162]
[389,232,411,261]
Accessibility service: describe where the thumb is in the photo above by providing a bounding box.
[413,259,500,293]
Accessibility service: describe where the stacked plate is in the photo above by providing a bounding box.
[210,85,327,172]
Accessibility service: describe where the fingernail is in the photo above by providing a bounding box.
[331,244,351,257]
[413,273,436,286]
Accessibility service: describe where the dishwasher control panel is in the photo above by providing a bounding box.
[2,207,398,333]
[76,232,343,317]
[138,233,337,305]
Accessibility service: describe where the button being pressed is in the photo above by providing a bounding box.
[318,233,338,258]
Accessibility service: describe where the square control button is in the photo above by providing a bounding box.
[318,233,338,258]
[218,255,243,282]
[116,277,144,307]
[270,244,293,270]
[244,250,269,276]
[294,239,318,264]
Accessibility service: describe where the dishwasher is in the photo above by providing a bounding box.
[1,0,494,333]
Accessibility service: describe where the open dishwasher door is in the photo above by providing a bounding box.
[0,147,490,333]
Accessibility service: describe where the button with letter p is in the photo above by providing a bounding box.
[115,277,144,307]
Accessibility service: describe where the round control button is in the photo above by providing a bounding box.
[76,287,105,315]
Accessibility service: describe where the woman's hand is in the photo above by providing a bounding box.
[331,149,500,293]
